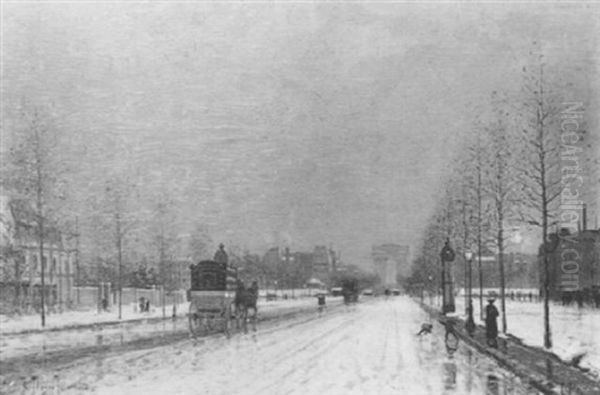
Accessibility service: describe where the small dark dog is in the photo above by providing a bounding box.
[417,323,433,336]
[569,352,587,369]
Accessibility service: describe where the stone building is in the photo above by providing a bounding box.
[312,245,332,283]
[0,196,75,312]
[540,229,600,300]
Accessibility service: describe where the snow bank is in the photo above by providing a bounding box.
[449,297,600,377]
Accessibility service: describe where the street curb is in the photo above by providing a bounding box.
[0,314,175,337]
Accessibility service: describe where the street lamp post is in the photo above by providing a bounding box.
[465,250,476,335]
[440,239,456,315]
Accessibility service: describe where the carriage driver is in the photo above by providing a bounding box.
[214,243,228,265]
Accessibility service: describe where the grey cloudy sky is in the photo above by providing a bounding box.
[2,2,598,264]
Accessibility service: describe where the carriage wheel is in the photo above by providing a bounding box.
[223,304,233,338]
[238,306,249,334]
[188,305,204,337]
[248,308,258,332]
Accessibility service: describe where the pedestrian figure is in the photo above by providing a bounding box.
[576,291,584,308]
[528,292,533,302]
[384,289,390,300]
[317,293,326,314]
[485,299,499,348]
[101,298,109,312]
[145,299,150,312]
[139,297,145,313]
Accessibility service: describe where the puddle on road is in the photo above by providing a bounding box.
[415,323,542,395]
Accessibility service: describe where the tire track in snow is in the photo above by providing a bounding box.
[239,311,363,395]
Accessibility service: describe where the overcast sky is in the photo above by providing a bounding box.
[2,2,598,265]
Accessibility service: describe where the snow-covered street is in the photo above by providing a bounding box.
[1,298,344,361]
[7,297,540,395]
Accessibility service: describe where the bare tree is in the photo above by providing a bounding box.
[2,107,66,324]
[482,96,522,334]
[149,191,180,292]
[517,49,563,349]
[464,122,489,321]
[90,172,138,319]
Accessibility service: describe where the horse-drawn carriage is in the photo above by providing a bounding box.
[341,278,359,305]
[187,259,258,337]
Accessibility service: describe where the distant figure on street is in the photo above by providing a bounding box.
[139,297,145,313]
[145,299,150,312]
[384,289,391,300]
[317,293,326,314]
[101,298,109,312]
[485,299,499,348]
[576,291,584,308]
[214,243,228,265]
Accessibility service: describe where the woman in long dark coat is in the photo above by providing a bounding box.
[485,299,499,346]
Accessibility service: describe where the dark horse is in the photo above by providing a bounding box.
[234,280,259,332]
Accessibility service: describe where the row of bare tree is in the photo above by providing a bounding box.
[1,106,216,323]
[409,45,591,349]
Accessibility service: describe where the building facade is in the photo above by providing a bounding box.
[0,196,75,313]
[312,246,332,283]
[540,229,600,301]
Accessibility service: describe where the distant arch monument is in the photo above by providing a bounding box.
[372,244,410,287]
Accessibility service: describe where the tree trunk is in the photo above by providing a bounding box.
[116,212,123,320]
[498,224,507,333]
[14,252,22,313]
[38,173,46,327]
[542,202,552,348]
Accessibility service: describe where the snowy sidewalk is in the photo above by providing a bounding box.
[0,303,189,335]
[452,297,600,377]
[420,301,600,395]
[0,297,330,335]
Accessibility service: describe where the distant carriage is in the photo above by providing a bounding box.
[187,260,238,337]
[341,278,359,305]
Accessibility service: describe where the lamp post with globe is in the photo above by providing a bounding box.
[440,239,456,315]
